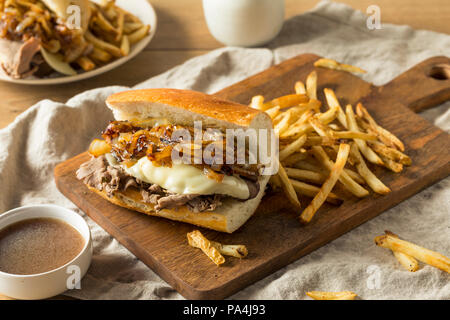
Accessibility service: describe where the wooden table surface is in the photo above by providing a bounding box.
[0,0,449,300]
[0,0,449,129]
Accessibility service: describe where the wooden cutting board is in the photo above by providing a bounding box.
[54,54,450,300]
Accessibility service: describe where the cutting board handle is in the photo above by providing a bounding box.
[380,56,450,113]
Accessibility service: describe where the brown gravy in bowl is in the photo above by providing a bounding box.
[0,218,85,275]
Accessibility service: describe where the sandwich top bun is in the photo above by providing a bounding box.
[106,89,273,130]
[41,0,91,33]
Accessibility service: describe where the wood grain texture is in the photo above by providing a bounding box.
[1,0,449,129]
[54,53,450,300]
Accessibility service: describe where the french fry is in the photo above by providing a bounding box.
[115,10,125,42]
[311,146,369,198]
[346,104,383,165]
[350,143,390,194]
[274,112,291,136]
[103,4,117,20]
[343,168,365,185]
[294,160,329,174]
[279,135,307,161]
[304,136,336,147]
[280,110,315,138]
[277,162,302,210]
[303,99,322,113]
[16,0,43,13]
[324,88,348,129]
[384,231,419,272]
[309,116,334,139]
[368,141,411,166]
[264,105,280,119]
[327,123,340,131]
[287,104,316,119]
[317,105,339,125]
[120,35,130,56]
[306,291,357,300]
[250,95,264,110]
[300,144,350,224]
[280,106,338,139]
[123,21,143,34]
[127,24,150,44]
[295,157,364,185]
[94,10,116,33]
[314,58,366,74]
[290,179,342,205]
[282,152,307,166]
[295,81,306,94]
[379,154,403,173]
[76,56,95,71]
[374,234,450,273]
[306,71,318,100]
[210,241,248,259]
[285,167,325,184]
[356,103,404,151]
[85,30,122,57]
[263,94,309,110]
[89,46,112,62]
[187,230,225,266]
[332,131,377,141]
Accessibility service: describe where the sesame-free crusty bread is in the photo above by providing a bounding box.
[106,88,273,130]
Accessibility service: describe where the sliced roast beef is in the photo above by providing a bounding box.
[76,155,135,197]
[77,155,260,213]
[0,37,41,79]
[186,195,222,213]
[155,194,199,211]
[244,179,260,199]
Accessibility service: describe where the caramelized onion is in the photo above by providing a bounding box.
[204,167,224,183]
[148,145,173,167]
[88,139,111,157]
[102,121,261,179]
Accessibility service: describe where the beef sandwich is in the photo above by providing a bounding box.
[77,89,274,233]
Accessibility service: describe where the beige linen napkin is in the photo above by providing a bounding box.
[0,0,448,299]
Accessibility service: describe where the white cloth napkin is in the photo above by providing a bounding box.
[0,0,449,300]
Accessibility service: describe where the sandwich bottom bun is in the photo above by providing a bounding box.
[85,175,270,233]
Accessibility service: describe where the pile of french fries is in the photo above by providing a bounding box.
[250,59,412,224]
[0,0,149,73]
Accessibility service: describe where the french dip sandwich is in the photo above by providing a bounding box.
[77,89,274,233]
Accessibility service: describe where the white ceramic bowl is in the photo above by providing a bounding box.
[0,204,92,300]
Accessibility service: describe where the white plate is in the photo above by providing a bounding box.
[0,0,157,85]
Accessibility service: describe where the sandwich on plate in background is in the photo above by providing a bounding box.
[0,0,149,79]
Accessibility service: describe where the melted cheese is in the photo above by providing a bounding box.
[106,154,250,199]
